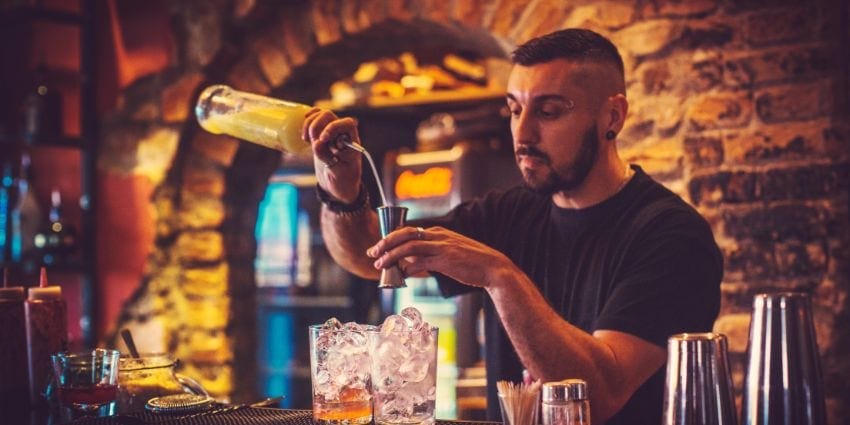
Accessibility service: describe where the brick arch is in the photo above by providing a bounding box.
[109,1,527,402]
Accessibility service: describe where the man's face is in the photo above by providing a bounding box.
[506,60,602,196]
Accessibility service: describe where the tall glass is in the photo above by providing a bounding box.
[51,349,120,418]
[370,325,439,425]
[195,85,313,154]
[309,324,373,425]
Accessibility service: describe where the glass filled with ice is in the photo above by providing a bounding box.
[370,307,439,425]
[309,319,374,425]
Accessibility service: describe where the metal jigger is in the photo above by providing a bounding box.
[662,332,737,425]
[377,206,408,288]
[741,292,826,425]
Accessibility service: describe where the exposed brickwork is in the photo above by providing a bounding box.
[251,36,293,87]
[687,91,753,130]
[723,120,831,165]
[311,0,344,46]
[102,1,850,419]
[340,0,368,34]
[226,58,271,96]
[613,19,683,57]
[161,73,205,123]
[488,0,533,39]
[175,230,224,263]
[508,1,570,45]
[743,6,818,47]
[565,2,635,30]
[452,0,494,28]
[755,81,833,124]
[190,132,240,168]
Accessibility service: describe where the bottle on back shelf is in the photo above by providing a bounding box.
[32,189,78,266]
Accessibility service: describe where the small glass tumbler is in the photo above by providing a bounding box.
[309,324,373,425]
[370,325,439,425]
[51,349,121,418]
[498,389,540,425]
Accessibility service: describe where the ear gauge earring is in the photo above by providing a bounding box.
[605,130,617,140]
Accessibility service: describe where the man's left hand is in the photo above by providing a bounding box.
[366,226,515,287]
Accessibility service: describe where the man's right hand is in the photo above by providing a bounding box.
[303,108,363,203]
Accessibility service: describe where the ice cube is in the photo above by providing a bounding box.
[400,306,423,329]
[381,314,408,336]
[398,353,430,382]
[323,317,342,330]
[342,321,361,331]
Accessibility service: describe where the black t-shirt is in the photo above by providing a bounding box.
[414,165,722,425]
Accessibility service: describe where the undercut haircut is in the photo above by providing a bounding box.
[511,28,625,81]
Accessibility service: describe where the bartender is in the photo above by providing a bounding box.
[302,28,722,425]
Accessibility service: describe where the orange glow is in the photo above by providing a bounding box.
[394,167,453,199]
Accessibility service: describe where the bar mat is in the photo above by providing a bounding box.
[68,408,498,425]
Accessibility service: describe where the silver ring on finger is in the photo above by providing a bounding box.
[416,227,425,240]
[323,155,341,169]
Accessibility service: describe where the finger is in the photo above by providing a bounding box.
[373,240,434,269]
[319,118,360,155]
[307,111,336,143]
[302,109,321,142]
[402,256,434,277]
[367,226,427,257]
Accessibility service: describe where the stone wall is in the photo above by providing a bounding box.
[102,0,849,419]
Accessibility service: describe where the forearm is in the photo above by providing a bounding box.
[485,267,636,422]
[321,206,382,280]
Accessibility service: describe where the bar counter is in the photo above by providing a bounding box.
[19,407,498,425]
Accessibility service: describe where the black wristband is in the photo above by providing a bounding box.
[315,184,371,215]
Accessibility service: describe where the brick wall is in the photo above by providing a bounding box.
[103,0,849,419]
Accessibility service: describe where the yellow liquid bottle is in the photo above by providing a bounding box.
[195,85,313,155]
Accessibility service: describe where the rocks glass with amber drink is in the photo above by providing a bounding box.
[310,319,374,425]
[51,349,120,418]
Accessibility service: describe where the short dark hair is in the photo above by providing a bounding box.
[511,28,625,77]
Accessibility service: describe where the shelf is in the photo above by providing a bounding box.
[257,294,353,310]
[316,87,505,117]
[0,134,85,149]
[0,5,85,26]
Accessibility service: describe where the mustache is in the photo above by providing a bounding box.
[515,146,550,162]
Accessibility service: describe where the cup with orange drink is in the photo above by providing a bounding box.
[309,319,374,425]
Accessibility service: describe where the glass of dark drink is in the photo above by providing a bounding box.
[51,349,120,417]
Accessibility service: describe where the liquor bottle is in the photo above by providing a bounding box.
[2,151,42,266]
[32,189,78,266]
[195,85,314,154]
[20,62,63,143]
[25,267,68,406]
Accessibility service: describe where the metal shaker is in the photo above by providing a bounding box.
[542,379,590,425]
[376,206,408,288]
[741,292,826,425]
[662,332,737,425]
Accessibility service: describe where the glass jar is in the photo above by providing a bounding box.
[542,379,590,425]
[116,355,208,413]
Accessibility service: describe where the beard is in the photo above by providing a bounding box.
[515,126,599,196]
